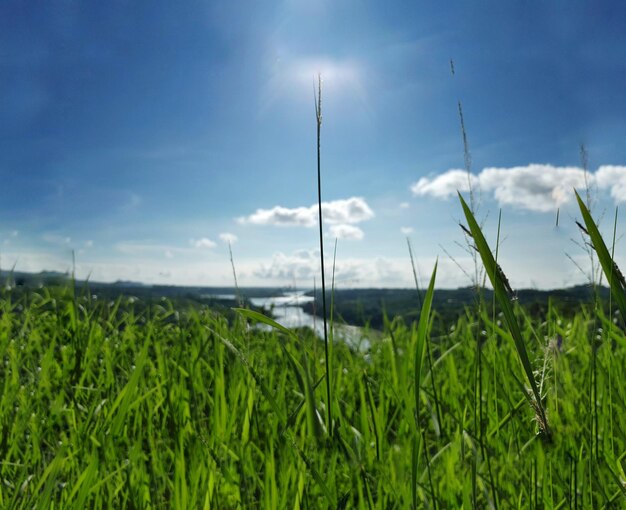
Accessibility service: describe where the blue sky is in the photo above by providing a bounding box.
[2,1,626,289]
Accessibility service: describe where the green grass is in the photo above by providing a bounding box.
[1,246,626,509]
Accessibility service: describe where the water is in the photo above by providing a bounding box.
[249,291,372,351]
[202,293,238,300]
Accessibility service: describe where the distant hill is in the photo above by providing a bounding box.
[303,285,610,330]
[1,269,611,330]
[0,269,293,301]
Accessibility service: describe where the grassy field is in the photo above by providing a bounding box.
[1,267,625,508]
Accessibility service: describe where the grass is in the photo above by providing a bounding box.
[1,238,626,508]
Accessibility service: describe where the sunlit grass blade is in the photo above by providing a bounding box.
[234,307,296,339]
[458,192,550,438]
[414,262,437,426]
[413,262,437,509]
[575,190,626,319]
[411,434,423,510]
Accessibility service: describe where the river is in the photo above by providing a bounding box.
[248,291,372,351]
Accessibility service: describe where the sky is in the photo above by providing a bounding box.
[2,1,626,289]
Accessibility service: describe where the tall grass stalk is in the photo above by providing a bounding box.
[314,74,332,437]
[451,58,483,289]
[227,241,243,308]
[407,237,422,309]
[329,238,337,403]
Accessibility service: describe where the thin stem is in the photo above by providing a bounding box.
[407,237,422,309]
[228,241,242,308]
[315,74,332,437]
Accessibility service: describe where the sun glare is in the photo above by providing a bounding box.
[291,57,360,88]
[261,53,367,114]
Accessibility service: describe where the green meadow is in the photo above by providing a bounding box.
[1,192,626,508]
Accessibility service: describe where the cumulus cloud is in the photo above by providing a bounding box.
[253,250,396,285]
[478,165,587,212]
[411,164,626,212]
[219,232,238,244]
[329,224,364,240]
[255,250,320,281]
[254,249,374,284]
[192,238,217,249]
[238,197,374,228]
[411,169,478,199]
[596,165,626,202]
[239,205,315,227]
[253,250,474,287]
[322,197,374,224]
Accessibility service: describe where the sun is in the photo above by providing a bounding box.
[261,53,367,114]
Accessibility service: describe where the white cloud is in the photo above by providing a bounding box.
[596,165,626,202]
[401,227,413,235]
[329,224,364,240]
[219,232,238,244]
[254,250,320,281]
[252,250,474,287]
[254,249,411,285]
[239,205,315,227]
[192,238,217,249]
[411,169,477,199]
[399,202,410,209]
[238,197,374,227]
[84,240,94,248]
[322,197,374,224]
[411,164,626,212]
[479,165,586,212]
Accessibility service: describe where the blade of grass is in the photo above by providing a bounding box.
[575,191,626,319]
[415,262,437,426]
[458,192,550,438]
[413,262,437,509]
[411,434,423,510]
[234,308,296,339]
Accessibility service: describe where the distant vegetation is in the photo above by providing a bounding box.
[3,269,609,333]
[305,285,611,332]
